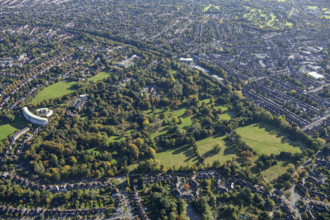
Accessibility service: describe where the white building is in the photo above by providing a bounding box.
[36,108,53,118]
[22,107,48,126]
[180,58,193,63]
[307,71,325,80]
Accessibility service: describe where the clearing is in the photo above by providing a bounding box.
[0,117,28,141]
[236,123,303,156]
[156,145,197,169]
[261,161,292,182]
[196,134,236,164]
[31,81,77,104]
[88,72,110,82]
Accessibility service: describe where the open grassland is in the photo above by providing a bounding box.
[203,4,220,12]
[236,123,303,156]
[147,106,193,139]
[243,6,292,29]
[31,81,77,104]
[156,145,197,168]
[0,117,28,141]
[307,6,318,10]
[261,161,291,182]
[88,72,110,82]
[196,134,236,164]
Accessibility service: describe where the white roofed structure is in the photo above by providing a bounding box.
[22,107,48,126]
[307,71,325,80]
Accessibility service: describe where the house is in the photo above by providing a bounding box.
[189,179,199,190]
[173,189,181,198]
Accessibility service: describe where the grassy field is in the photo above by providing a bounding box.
[31,81,77,104]
[107,135,121,144]
[88,72,110,82]
[236,123,303,156]
[196,134,236,164]
[148,106,194,139]
[156,133,237,168]
[0,117,28,141]
[243,6,292,29]
[203,4,220,12]
[307,6,318,10]
[261,161,291,182]
[156,145,197,168]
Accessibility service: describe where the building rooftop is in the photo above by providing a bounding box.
[307,71,325,80]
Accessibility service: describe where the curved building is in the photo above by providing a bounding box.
[22,107,48,126]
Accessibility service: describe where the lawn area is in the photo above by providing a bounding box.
[243,6,282,29]
[107,135,121,144]
[235,123,303,156]
[196,134,236,164]
[150,127,168,139]
[217,104,234,120]
[307,6,318,10]
[31,80,77,104]
[156,133,237,169]
[261,161,291,182]
[156,145,197,168]
[203,4,220,12]
[88,71,110,82]
[148,106,194,139]
[0,117,28,141]
[220,112,232,120]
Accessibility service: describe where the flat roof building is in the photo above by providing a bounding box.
[307,71,325,80]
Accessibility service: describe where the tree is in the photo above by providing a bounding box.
[149,147,156,159]
[301,212,308,220]
[128,144,140,160]
[284,180,292,189]
[45,197,51,204]
[212,144,221,154]
[53,171,61,181]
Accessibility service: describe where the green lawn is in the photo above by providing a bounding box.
[307,6,318,10]
[236,123,303,156]
[0,117,28,141]
[156,133,237,169]
[196,134,236,164]
[203,4,220,12]
[88,72,110,82]
[156,145,197,169]
[261,161,291,182]
[217,104,234,120]
[31,80,77,104]
[148,106,193,138]
[107,135,121,144]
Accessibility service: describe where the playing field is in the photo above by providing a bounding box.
[88,72,110,82]
[236,123,303,156]
[31,81,77,104]
[196,134,236,164]
[0,117,28,141]
[261,161,292,182]
[156,145,197,168]
[156,133,237,168]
